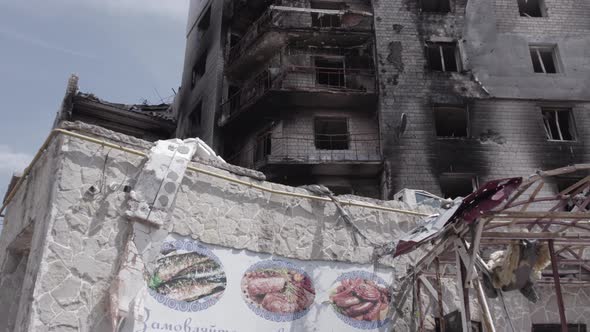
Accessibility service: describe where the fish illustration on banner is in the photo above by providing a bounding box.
[136,236,395,332]
[148,240,227,312]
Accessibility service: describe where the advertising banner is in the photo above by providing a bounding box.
[136,234,396,332]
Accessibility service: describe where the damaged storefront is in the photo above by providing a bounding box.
[0,118,588,331]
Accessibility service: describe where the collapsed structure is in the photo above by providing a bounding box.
[0,0,589,331]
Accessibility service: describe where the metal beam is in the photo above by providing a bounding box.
[549,240,568,332]
[455,243,470,332]
[474,278,496,332]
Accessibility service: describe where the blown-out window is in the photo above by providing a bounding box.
[254,131,272,162]
[517,0,545,17]
[440,175,478,199]
[530,45,560,74]
[434,105,468,138]
[315,57,346,87]
[426,42,460,72]
[421,0,451,13]
[191,52,207,88]
[187,101,202,138]
[542,108,576,141]
[314,117,349,150]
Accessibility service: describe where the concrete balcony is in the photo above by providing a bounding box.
[228,133,383,177]
[226,4,374,80]
[219,61,377,127]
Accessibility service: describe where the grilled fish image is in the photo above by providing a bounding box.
[175,260,222,280]
[157,275,226,302]
[153,252,212,282]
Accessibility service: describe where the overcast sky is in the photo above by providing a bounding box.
[0,0,190,202]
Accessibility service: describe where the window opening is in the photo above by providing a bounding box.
[191,53,207,88]
[314,57,346,87]
[426,42,459,72]
[230,33,241,49]
[421,0,451,13]
[187,102,202,138]
[254,131,272,162]
[310,1,344,27]
[434,105,468,138]
[228,86,240,115]
[314,117,349,150]
[530,45,559,73]
[440,175,477,199]
[542,108,575,141]
[517,0,544,17]
[198,6,211,32]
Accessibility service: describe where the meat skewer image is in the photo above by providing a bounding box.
[241,260,316,322]
[329,272,392,329]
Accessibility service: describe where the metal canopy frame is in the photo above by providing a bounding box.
[391,164,590,332]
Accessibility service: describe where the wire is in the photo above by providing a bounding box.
[0,129,430,221]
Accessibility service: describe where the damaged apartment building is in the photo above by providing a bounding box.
[173,0,590,200]
[1,1,590,331]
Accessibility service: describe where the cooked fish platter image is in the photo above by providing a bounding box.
[329,276,391,325]
[241,261,316,320]
[149,249,227,304]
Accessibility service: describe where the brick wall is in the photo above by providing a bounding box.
[374,0,590,199]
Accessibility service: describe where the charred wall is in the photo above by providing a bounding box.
[374,0,590,199]
[176,0,227,149]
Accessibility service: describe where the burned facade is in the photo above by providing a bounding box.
[175,0,590,199]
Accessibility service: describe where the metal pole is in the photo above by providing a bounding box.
[435,258,445,332]
[455,248,470,332]
[474,278,496,332]
[417,278,425,332]
[549,240,568,332]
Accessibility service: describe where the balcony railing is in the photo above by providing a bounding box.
[227,133,382,170]
[220,64,376,123]
[228,5,374,65]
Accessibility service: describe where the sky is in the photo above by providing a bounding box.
[0,0,190,212]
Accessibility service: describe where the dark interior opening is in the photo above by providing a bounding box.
[315,57,346,87]
[187,102,202,138]
[530,47,557,73]
[228,86,240,115]
[440,175,475,199]
[254,131,272,162]
[542,109,575,141]
[310,1,344,27]
[518,0,544,17]
[427,43,459,72]
[434,106,468,138]
[192,53,207,88]
[230,33,241,49]
[422,0,451,13]
[314,117,349,150]
[198,6,212,31]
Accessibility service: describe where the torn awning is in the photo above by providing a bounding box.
[393,177,522,258]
